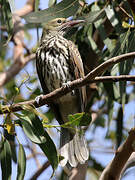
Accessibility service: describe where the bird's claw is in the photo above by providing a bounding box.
[35,94,44,104]
[62,81,75,96]
[62,81,71,88]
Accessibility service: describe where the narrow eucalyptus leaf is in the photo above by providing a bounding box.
[8,0,15,12]
[83,9,105,24]
[48,0,57,7]
[116,107,123,148]
[39,130,58,171]
[0,137,12,180]
[23,0,80,23]
[35,0,40,12]
[17,144,26,180]
[105,4,122,32]
[2,0,13,34]
[68,113,91,126]
[15,113,46,144]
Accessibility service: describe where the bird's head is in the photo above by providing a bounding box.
[42,18,84,39]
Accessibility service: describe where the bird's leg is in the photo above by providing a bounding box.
[35,94,44,104]
[62,81,71,87]
[62,81,75,96]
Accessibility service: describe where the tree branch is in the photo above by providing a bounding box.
[0,53,35,88]
[0,0,35,88]
[84,52,135,82]
[99,128,135,180]
[14,0,35,17]
[0,52,135,114]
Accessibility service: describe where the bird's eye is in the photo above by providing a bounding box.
[57,19,62,24]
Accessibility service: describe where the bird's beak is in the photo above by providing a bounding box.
[61,19,85,30]
[66,19,85,27]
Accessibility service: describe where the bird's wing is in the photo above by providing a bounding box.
[68,40,87,110]
[36,46,49,95]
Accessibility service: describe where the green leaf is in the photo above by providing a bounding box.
[105,4,122,32]
[87,24,102,57]
[104,81,115,99]
[1,0,13,34]
[48,0,57,7]
[103,72,115,100]
[126,0,135,22]
[4,129,17,163]
[113,83,120,100]
[5,79,18,100]
[107,98,114,130]
[110,30,135,105]
[83,9,105,24]
[15,112,46,144]
[79,113,92,126]
[119,81,126,108]
[93,116,105,128]
[16,144,26,180]
[0,136,12,180]
[92,4,114,52]
[35,0,40,12]
[39,130,58,171]
[67,112,91,127]
[23,0,80,23]
[15,112,58,171]
[8,0,15,13]
[110,30,135,61]
[10,142,17,163]
[118,31,135,106]
[116,107,123,148]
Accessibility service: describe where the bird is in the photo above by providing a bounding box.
[36,18,89,167]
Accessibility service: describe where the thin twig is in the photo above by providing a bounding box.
[29,161,50,180]
[95,75,135,82]
[0,53,35,88]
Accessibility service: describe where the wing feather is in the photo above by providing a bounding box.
[68,40,87,110]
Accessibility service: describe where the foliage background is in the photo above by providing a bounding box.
[0,0,135,179]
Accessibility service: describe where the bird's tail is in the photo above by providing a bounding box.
[59,127,89,167]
